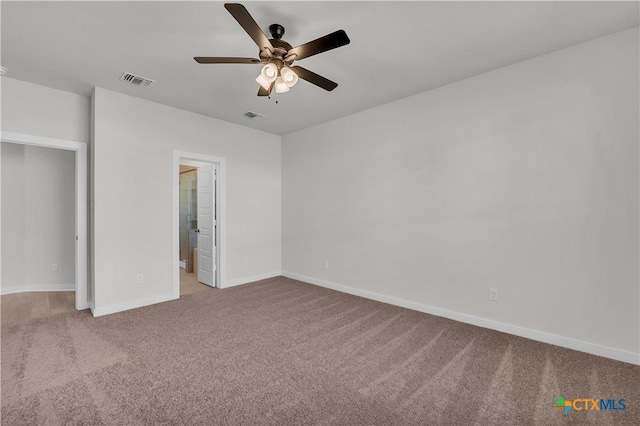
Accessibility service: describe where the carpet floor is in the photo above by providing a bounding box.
[1,276,638,425]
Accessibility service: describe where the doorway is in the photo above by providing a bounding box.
[172,151,225,298]
[178,162,213,295]
[0,131,87,310]
[179,165,197,272]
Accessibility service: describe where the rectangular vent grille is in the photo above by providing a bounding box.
[120,72,155,87]
[243,111,265,119]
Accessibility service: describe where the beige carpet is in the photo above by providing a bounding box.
[1,277,638,425]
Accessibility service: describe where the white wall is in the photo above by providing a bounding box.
[1,77,90,142]
[282,28,639,360]
[1,143,75,293]
[92,88,281,313]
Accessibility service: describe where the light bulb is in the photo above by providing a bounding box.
[280,66,298,87]
[265,66,276,78]
[260,63,278,83]
[274,76,289,93]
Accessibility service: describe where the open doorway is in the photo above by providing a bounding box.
[172,151,226,298]
[178,162,212,295]
[0,132,87,311]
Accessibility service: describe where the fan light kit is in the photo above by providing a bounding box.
[256,63,298,93]
[194,3,350,96]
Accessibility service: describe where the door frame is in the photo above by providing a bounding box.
[0,131,88,310]
[172,150,226,296]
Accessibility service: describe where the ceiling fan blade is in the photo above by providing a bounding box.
[286,30,350,61]
[257,82,274,96]
[194,57,262,64]
[224,3,274,55]
[291,66,338,91]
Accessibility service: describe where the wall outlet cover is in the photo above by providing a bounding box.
[489,288,498,301]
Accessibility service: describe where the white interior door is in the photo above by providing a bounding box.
[197,164,216,286]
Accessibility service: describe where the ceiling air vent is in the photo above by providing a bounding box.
[243,111,265,120]
[120,72,155,87]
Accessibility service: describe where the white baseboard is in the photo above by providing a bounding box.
[222,271,282,289]
[91,293,178,317]
[282,271,639,366]
[179,261,186,269]
[1,283,75,295]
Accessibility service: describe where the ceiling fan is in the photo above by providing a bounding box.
[194,3,350,96]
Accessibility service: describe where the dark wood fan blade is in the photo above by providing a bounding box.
[291,66,338,91]
[257,82,274,96]
[194,57,262,64]
[287,30,350,61]
[224,3,273,54]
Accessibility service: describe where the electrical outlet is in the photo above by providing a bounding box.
[489,288,498,301]
[52,263,58,272]
[324,261,329,270]
[136,274,144,284]
[244,258,249,266]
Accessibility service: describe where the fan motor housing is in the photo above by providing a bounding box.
[266,24,292,58]
[270,38,292,51]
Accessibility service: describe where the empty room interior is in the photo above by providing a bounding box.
[1,1,638,424]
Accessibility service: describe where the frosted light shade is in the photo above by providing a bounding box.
[281,66,298,87]
[255,74,271,90]
[274,76,289,93]
[261,63,278,82]
[265,66,276,78]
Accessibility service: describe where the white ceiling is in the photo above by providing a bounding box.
[2,1,638,135]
